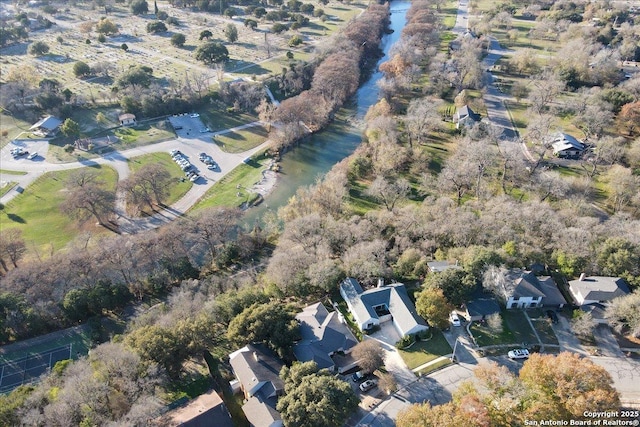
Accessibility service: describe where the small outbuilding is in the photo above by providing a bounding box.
[453,105,481,129]
[30,115,62,137]
[119,113,137,126]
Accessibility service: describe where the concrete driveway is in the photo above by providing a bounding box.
[367,324,415,388]
[551,314,587,356]
[593,324,623,357]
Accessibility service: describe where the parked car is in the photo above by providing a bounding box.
[170,149,180,156]
[199,153,208,162]
[200,128,210,133]
[351,371,366,382]
[27,152,38,160]
[508,349,530,360]
[546,310,558,324]
[359,379,377,392]
[449,311,461,327]
[189,174,200,182]
[190,113,200,118]
[207,164,216,171]
[13,149,28,158]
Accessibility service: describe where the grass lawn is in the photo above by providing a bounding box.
[0,165,118,253]
[0,324,92,364]
[345,180,380,215]
[190,151,271,212]
[213,124,268,154]
[503,310,538,345]
[531,318,559,346]
[200,110,259,134]
[415,358,452,376]
[0,169,28,175]
[0,113,32,149]
[128,152,193,207]
[397,330,452,370]
[470,316,516,347]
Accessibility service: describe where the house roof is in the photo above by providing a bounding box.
[427,261,462,273]
[242,395,283,427]
[550,133,584,153]
[465,298,501,318]
[456,105,480,121]
[503,269,546,299]
[340,278,427,336]
[229,344,284,398]
[119,113,136,120]
[30,115,62,131]
[568,276,630,302]
[160,390,233,427]
[293,303,358,370]
[536,276,567,306]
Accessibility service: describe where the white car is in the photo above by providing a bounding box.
[508,349,530,360]
[449,312,461,327]
[359,379,377,392]
[27,152,38,160]
[190,113,200,118]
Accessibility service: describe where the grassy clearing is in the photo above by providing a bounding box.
[0,165,118,253]
[0,114,33,149]
[213,125,268,153]
[0,169,28,175]
[200,110,259,133]
[397,330,452,370]
[0,324,92,364]
[190,151,271,212]
[128,152,193,206]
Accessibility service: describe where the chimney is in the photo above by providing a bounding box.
[579,273,586,281]
[377,277,384,288]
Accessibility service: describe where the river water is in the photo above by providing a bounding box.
[243,0,410,226]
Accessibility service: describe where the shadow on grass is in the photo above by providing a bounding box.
[6,213,26,223]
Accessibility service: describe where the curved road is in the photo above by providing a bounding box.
[1,122,271,233]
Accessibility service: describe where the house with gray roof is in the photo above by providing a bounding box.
[340,278,428,340]
[29,115,63,137]
[453,105,481,129]
[549,132,585,158]
[496,269,567,309]
[427,260,462,273]
[228,344,284,427]
[293,302,358,373]
[464,298,501,322]
[156,390,233,427]
[569,275,630,305]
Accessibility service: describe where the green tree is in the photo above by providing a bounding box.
[288,35,302,47]
[224,23,238,43]
[60,118,80,137]
[244,19,258,30]
[146,21,167,33]
[597,238,640,287]
[271,23,288,34]
[277,362,359,427]
[130,0,148,15]
[170,32,186,47]
[95,18,118,35]
[423,269,476,306]
[226,301,299,357]
[416,287,453,330]
[28,40,49,56]
[199,29,213,40]
[194,41,229,65]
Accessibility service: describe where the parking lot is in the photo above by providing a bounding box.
[167,114,211,141]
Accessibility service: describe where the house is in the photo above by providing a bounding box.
[427,261,462,273]
[293,302,358,373]
[119,113,136,126]
[156,390,233,427]
[228,344,284,427]
[464,297,501,322]
[549,133,585,158]
[453,105,481,129]
[340,278,428,339]
[496,269,567,309]
[568,275,630,306]
[29,115,62,137]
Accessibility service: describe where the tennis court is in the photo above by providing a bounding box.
[0,344,72,393]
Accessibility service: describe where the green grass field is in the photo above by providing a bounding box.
[190,151,271,212]
[213,124,268,153]
[0,181,17,198]
[0,165,118,253]
[199,110,259,133]
[128,152,193,207]
[397,330,452,370]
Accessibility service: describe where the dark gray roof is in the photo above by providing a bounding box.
[569,276,630,302]
[465,298,501,318]
[242,395,282,427]
[537,276,567,306]
[30,115,62,131]
[456,105,480,121]
[229,344,284,398]
[293,303,357,370]
[503,269,546,299]
[160,391,234,427]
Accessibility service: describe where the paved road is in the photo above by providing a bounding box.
[1,123,271,233]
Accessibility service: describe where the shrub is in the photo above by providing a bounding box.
[396,334,415,349]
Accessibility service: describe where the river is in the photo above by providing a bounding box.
[243,0,410,227]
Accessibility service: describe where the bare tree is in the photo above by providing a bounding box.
[63,177,116,226]
[571,311,594,339]
[486,313,504,334]
[404,97,443,146]
[352,339,385,374]
[0,228,27,270]
[527,71,565,115]
[366,176,411,211]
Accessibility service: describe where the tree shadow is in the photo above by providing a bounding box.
[6,213,26,223]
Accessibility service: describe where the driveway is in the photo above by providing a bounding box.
[441,322,478,365]
[367,324,415,388]
[593,324,623,357]
[551,314,587,356]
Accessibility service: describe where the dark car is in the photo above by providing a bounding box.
[546,310,558,324]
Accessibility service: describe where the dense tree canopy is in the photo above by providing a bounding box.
[195,42,229,65]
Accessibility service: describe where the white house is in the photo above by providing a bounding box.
[492,269,566,309]
[550,133,585,158]
[119,113,137,126]
[568,275,630,305]
[340,278,428,339]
